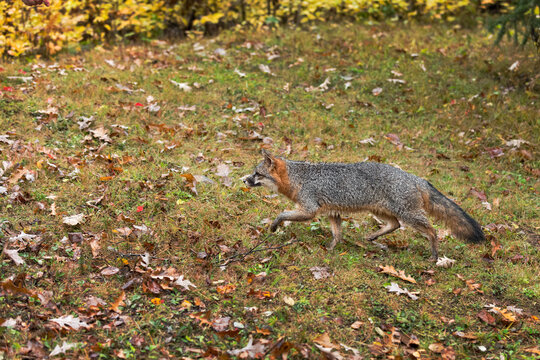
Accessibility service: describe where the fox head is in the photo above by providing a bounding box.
[243,150,281,192]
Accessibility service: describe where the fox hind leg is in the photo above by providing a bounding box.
[327,215,342,250]
[365,214,400,242]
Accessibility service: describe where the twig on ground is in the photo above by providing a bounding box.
[0,236,8,263]
[219,234,298,267]
[343,239,366,249]
[111,251,168,261]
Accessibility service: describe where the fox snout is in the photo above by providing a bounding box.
[242,173,261,187]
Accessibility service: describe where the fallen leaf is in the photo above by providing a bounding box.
[100,266,119,276]
[372,87,383,96]
[469,188,487,201]
[385,282,419,300]
[63,213,85,226]
[227,337,266,358]
[0,279,36,298]
[283,295,295,306]
[50,341,78,357]
[428,343,445,353]
[174,275,196,290]
[68,232,83,243]
[217,284,236,295]
[89,127,111,142]
[350,321,363,329]
[110,291,126,313]
[376,264,416,283]
[314,333,338,349]
[310,266,333,280]
[477,310,495,325]
[234,68,246,77]
[486,304,517,322]
[453,331,478,340]
[441,346,456,360]
[508,60,519,71]
[49,315,90,330]
[436,256,456,268]
[212,316,230,332]
[170,80,192,92]
[1,318,17,328]
[215,164,231,177]
[247,288,276,300]
[258,64,274,76]
[5,249,25,265]
[524,348,540,356]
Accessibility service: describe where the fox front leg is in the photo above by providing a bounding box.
[270,210,316,232]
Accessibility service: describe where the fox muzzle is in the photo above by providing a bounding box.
[242,174,261,187]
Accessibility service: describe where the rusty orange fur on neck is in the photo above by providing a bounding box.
[270,158,297,201]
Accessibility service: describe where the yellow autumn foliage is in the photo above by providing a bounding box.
[0,0,507,57]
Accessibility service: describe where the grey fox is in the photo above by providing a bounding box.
[243,150,485,260]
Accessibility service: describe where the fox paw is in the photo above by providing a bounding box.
[270,223,279,233]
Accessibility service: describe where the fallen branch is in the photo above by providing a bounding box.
[218,234,298,267]
[111,250,168,262]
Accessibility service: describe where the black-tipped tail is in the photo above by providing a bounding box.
[422,182,485,243]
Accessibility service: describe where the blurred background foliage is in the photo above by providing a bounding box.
[0,0,536,57]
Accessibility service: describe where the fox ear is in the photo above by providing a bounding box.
[261,149,275,168]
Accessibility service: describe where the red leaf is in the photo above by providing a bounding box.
[469,188,487,201]
[477,310,495,325]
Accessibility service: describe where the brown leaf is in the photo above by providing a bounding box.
[189,312,213,327]
[0,279,36,298]
[428,343,445,353]
[453,331,478,340]
[216,284,236,295]
[109,291,126,313]
[143,279,162,294]
[490,240,502,257]
[376,264,417,283]
[114,227,132,237]
[465,279,483,294]
[384,133,402,146]
[350,321,363,330]
[400,332,419,347]
[524,348,540,356]
[89,237,101,258]
[485,147,504,158]
[441,346,456,360]
[68,232,83,244]
[469,188,487,201]
[100,266,120,276]
[247,288,276,300]
[313,333,338,349]
[477,310,495,325]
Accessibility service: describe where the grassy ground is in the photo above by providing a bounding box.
[0,21,539,359]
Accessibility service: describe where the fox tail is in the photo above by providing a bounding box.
[422,182,485,243]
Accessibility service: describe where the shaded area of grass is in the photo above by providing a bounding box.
[1,22,539,359]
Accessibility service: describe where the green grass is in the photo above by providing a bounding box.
[0,21,539,359]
